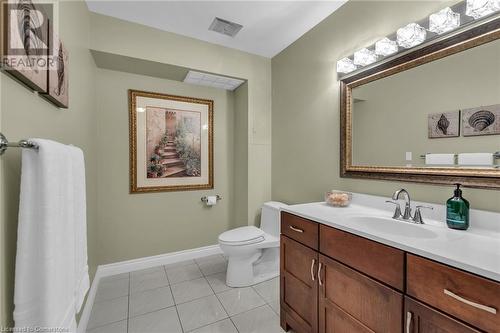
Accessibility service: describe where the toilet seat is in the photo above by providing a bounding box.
[218,226,265,246]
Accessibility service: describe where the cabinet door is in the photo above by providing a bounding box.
[405,297,480,333]
[318,254,403,333]
[280,235,318,333]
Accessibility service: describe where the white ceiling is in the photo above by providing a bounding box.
[85,1,347,58]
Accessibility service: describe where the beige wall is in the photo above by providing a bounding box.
[0,1,98,325]
[352,39,500,166]
[95,69,241,263]
[89,13,272,226]
[272,0,500,212]
[234,82,249,228]
[0,7,270,323]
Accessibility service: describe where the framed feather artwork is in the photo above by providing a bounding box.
[428,111,460,139]
[42,28,69,108]
[1,0,49,92]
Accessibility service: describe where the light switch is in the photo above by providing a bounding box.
[406,152,412,161]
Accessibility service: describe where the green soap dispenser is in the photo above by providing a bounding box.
[446,183,470,230]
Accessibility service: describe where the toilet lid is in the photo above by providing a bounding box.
[219,226,265,245]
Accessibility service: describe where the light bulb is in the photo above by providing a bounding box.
[353,48,378,66]
[397,23,427,48]
[375,38,398,56]
[337,57,357,74]
[429,7,461,34]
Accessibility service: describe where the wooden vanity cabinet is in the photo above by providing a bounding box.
[280,211,500,333]
[280,235,318,333]
[281,212,402,333]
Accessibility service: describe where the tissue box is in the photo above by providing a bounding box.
[325,191,352,207]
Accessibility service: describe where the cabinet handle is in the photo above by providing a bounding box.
[317,262,323,286]
[406,312,412,333]
[289,225,304,233]
[444,289,497,314]
[310,259,316,281]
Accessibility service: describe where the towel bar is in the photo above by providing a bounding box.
[0,132,39,155]
[419,152,500,159]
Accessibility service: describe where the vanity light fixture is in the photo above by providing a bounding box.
[429,7,461,34]
[375,37,398,56]
[353,48,378,66]
[397,23,427,48]
[336,57,357,74]
[466,0,500,19]
[336,0,500,76]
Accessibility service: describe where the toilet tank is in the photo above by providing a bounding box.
[260,201,288,237]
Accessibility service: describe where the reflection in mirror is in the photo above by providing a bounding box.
[351,39,500,169]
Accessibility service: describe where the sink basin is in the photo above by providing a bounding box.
[344,216,438,239]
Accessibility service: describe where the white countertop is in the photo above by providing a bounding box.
[281,193,500,282]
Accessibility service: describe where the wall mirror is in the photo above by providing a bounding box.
[341,17,500,189]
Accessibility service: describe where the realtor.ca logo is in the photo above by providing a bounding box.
[2,1,55,71]
[2,0,68,108]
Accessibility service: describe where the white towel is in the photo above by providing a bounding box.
[425,153,455,165]
[14,139,89,332]
[457,153,494,166]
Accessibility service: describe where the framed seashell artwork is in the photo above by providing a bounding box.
[462,104,500,137]
[428,111,460,138]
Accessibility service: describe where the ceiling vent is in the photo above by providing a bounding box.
[184,71,245,91]
[208,17,243,37]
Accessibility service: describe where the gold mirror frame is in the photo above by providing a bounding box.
[340,18,500,189]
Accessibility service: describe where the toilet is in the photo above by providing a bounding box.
[218,201,287,287]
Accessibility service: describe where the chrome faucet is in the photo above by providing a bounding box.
[386,189,434,224]
[392,188,412,220]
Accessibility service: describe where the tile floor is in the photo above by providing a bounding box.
[86,254,284,333]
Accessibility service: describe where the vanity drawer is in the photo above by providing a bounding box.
[320,225,404,291]
[281,212,319,250]
[407,254,500,333]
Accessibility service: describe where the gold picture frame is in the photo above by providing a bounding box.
[129,89,214,193]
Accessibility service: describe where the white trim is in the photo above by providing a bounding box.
[76,272,99,333]
[77,244,222,333]
[96,244,222,278]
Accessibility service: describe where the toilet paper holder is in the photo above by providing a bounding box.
[201,195,222,203]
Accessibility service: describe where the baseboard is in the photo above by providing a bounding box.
[77,244,222,333]
[96,244,223,278]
